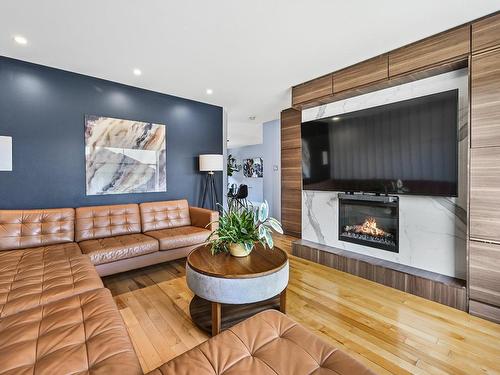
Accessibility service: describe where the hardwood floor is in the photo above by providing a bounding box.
[103,234,500,374]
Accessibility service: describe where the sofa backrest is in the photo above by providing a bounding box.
[0,208,75,251]
[75,204,141,242]
[140,200,191,232]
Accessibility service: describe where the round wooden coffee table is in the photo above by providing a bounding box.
[186,243,289,336]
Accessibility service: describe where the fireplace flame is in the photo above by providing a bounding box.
[360,217,386,237]
[344,217,391,238]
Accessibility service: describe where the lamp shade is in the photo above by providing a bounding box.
[199,154,223,172]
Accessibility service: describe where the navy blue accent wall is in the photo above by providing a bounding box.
[0,56,223,209]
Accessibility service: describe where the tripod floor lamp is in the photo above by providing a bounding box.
[199,154,223,210]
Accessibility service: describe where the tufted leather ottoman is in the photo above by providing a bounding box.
[0,288,142,374]
[149,309,374,375]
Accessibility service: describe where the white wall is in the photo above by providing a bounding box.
[301,69,468,279]
[227,119,281,219]
[263,120,281,220]
[228,143,265,204]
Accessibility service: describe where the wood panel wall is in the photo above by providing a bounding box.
[468,16,500,323]
[281,11,500,321]
[280,108,302,237]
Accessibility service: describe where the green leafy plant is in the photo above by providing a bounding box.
[207,201,283,255]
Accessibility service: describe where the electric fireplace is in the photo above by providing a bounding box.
[338,194,399,253]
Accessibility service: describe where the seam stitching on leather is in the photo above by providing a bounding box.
[223,330,280,375]
[4,250,25,310]
[79,293,91,372]
[239,313,334,373]
[197,346,218,374]
[245,314,298,353]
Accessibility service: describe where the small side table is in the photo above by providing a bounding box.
[186,243,289,336]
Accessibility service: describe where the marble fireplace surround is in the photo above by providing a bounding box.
[301,69,468,279]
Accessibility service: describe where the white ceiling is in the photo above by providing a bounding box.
[1,1,499,148]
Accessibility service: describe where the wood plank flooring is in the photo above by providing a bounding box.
[103,234,500,374]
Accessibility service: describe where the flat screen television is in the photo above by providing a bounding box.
[301,89,458,197]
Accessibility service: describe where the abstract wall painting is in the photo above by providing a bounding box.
[243,157,263,178]
[85,115,166,195]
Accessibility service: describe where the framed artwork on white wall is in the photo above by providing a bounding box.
[243,157,263,178]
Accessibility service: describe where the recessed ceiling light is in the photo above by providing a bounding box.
[133,68,142,76]
[332,116,341,121]
[14,35,28,45]
[206,88,213,95]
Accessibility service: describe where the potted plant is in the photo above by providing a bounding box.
[207,201,283,257]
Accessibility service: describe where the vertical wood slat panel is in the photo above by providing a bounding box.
[470,147,500,242]
[281,108,302,237]
[469,241,500,306]
[471,48,500,148]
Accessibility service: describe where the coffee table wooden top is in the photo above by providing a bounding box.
[187,243,288,279]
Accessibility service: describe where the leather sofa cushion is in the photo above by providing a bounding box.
[79,233,159,265]
[0,288,142,375]
[145,226,210,251]
[0,208,75,251]
[149,309,374,375]
[75,204,141,242]
[140,200,191,232]
[0,243,103,318]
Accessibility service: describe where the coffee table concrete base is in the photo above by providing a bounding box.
[186,261,289,336]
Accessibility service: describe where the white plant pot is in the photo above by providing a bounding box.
[229,243,253,257]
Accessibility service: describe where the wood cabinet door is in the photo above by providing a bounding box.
[292,75,333,106]
[472,13,500,54]
[389,26,470,77]
[469,241,500,307]
[469,299,500,324]
[281,108,302,237]
[471,49,500,148]
[281,108,302,149]
[281,148,302,191]
[281,189,302,237]
[470,147,500,242]
[333,55,388,93]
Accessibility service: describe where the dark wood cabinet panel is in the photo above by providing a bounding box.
[281,148,302,190]
[333,54,388,93]
[469,300,500,324]
[281,108,301,149]
[292,75,333,106]
[472,13,500,54]
[281,189,302,236]
[469,241,500,307]
[388,26,470,77]
[281,108,302,237]
[470,147,500,242]
[471,49,500,148]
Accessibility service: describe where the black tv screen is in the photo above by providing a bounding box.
[301,89,458,197]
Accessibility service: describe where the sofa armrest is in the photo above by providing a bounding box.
[189,207,219,231]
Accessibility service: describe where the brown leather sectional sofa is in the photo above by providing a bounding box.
[0,199,373,374]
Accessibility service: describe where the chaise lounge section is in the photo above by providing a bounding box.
[0,201,373,374]
[149,309,374,375]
